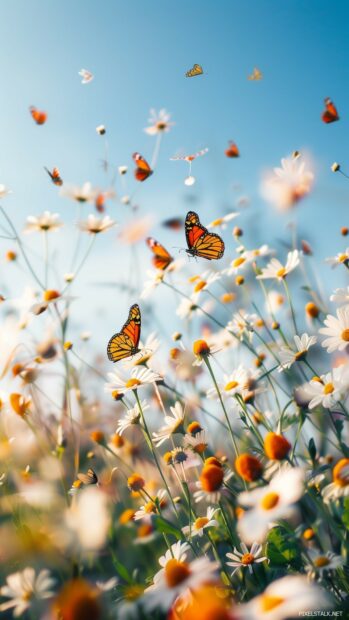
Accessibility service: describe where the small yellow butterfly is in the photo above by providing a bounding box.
[185,64,203,78]
[248,67,263,81]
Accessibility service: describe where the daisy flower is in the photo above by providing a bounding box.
[257,250,300,281]
[226,542,267,575]
[123,332,160,368]
[105,367,162,396]
[0,567,55,616]
[237,467,304,543]
[24,211,62,233]
[118,216,153,245]
[134,489,167,521]
[227,310,259,340]
[144,108,174,135]
[184,429,208,455]
[182,507,218,537]
[152,402,185,447]
[206,211,239,229]
[78,214,116,234]
[319,305,349,352]
[277,333,317,371]
[239,575,330,620]
[243,244,273,262]
[330,287,349,304]
[144,541,218,611]
[116,400,149,435]
[322,458,349,503]
[61,182,97,203]
[326,248,349,268]
[206,365,250,399]
[194,463,234,504]
[189,271,221,296]
[306,550,344,578]
[303,367,349,409]
[266,290,285,314]
[261,154,314,211]
[141,270,165,299]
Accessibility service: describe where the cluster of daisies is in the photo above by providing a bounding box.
[0,107,347,620]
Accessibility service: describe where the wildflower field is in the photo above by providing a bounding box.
[0,2,348,619]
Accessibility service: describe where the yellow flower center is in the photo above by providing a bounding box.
[224,380,239,391]
[339,253,348,263]
[294,349,306,361]
[323,382,334,394]
[21,589,34,602]
[260,595,285,612]
[165,559,191,588]
[194,280,207,293]
[194,517,209,530]
[124,584,144,601]
[144,501,156,514]
[125,378,142,388]
[232,257,246,268]
[314,556,330,568]
[276,267,286,278]
[211,218,223,227]
[241,553,255,565]
[341,329,349,342]
[260,491,279,511]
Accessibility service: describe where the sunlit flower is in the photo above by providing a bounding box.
[24,211,62,233]
[257,250,300,281]
[277,333,317,371]
[78,214,116,234]
[61,182,97,203]
[134,489,167,521]
[304,367,348,409]
[182,507,218,537]
[319,306,349,352]
[116,400,148,435]
[105,367,162,396]
[184,430,208,454]
[326,248,349,268]
[322,458,349,502]
[118,216,153,245]
[306,550,344,578]
[266,290,285,314]
[330,287,349,304]
[152,402,185,446]
[194,463,233,503]
[0,567,55,616]
[65,487,110,550]
[261,154,314,211]
[144,108,174,135]
[207,211,239,229]
[226,542,266,575]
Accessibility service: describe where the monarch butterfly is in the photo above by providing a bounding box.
[146,237,174,270]
[29,106,47,125]
[225,141,240,158]
[107,304,141,363]
[162,217,183,231]
[185,211,225,260]
[248,67,262,81]
[185,64,203,77]
[132,153,153,182]
[44,167,63,186]
[322,98,339,124]
[77,468,98,486]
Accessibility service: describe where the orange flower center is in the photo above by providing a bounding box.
[211,218,223,226]
[241,553,255,565]
[276,267,286,278]
[193,339,210,357]
[314,556,330,568]
[260,491,279,511]
[323,382,334,394]
[165,559,191,588]
[125,378,142,388]
[232,257,245,268]
[333,458,349,487]
[339,253,348,263]
[200,464,224,492]
[264,432,291,460]
[194,280,207,293]
[235,454,263,482]
[260,595,285,612]
[341,329,349,342]
[194,517,209,530]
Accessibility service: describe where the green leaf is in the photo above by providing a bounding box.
[342,498,349,529]
[308,438,317,462]
[153,516,182,540]
[111,555,133,583]
[266,526,302,568]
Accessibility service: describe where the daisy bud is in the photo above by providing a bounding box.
[204,456,222,468]
[53,579,101,620]
[43,289,60,302]
[64,341,73,351]
[192,339,210,358]
[233,226,243,237]
[301,240,313,255]
[235,275,244,286]
[111,390,123,401]
[271,321,280,330]
[200,464,224,492]
[254,353,266,368]
[127,473,145,492]
[119,509,135,524]
[121,195,130,205]
[64,272,75,283]
[96,124,106,135]
[253,411,263,424]
[90,430,105,445]
[12,363,25,377]
[111,433,124,448]
[220,292,236,303]
[341,227,349,236]
[170,347,181,360]
[303,528,315,541]
[331,162,340,172]
[292,150,301,159]
[235,453,263,482]
[305,301,319,319]
[264,431,291,460]
[5,250,17,261]
[172,331,182,341]
[163,452,173,465]
[9,393,31,417]
[0,294,5,302]
[186,421,203,436]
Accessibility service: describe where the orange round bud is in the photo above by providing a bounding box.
[220,292,236,304]
[111,433,124,448]
[235,453,263,482]
[64,341,73,351]
[192,339,210,357]
[204,456,222,468]
[5,250,17,261]
[200,464,224,492]
[303,528,315,541]
[271,321,280,330]
[341,227,349,237]
[119,508,135,524]
[127,473,145,491]
[264,432,291,460]
[235,275,244,286]
[170,347,181,360]
[233,227,243,237]
[43,289,60,302]
[305,302,319,319]
[163,452,173,465]
[90,430,105,444]
[187,421,202,436]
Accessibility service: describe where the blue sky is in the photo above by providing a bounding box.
[0,0,348,346]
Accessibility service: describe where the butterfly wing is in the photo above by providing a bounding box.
[185,211,224,260]
[322,98,339,123]
[162,217,183,231]
[132,153,153,182]
[78,468,98,485]
[107,304,141,362]
[30,106,47,125]
[146,237,173,270]
[225,142,239,158]
[186,64,203,77]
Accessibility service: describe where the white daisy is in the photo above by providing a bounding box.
[105,367,162,396]
[326,248,349,268]
[330,287,349,304]
[306,550,344,578]
[226,542,266,575]
[78,214,116,234]
[277,333,317,372]
[0,567,55,616]
[182,507,218,537]
[116,400,149,435]
[152,402,185,447]
[60,182,97,203]
[322,458,349,503]
[319,306,349,352]
[261,154,314,211]
[144,109,174,135]
[304,367,349,410]
[134,489,167,521]
[24,211,62,233]
[257,250,300,281]
[206,211,239,229]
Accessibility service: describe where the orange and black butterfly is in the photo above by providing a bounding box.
[107,304,141,363]
[162,217,184,231]
[132,153,153,182]
[225,141,240,158]
[146,237,174,271]
[44,167,63,186]
[77,468,98,486]
[185,64,203,78]
[29,106,47,125]
[185,211,225,260]
[322,98,339,124]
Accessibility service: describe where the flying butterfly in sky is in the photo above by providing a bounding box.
[29,106,47,125]
[132,152,153,182]
[185,211,225,260]
[44,167,63,186]
[185,63,203,77]
[79,68,94,84]
[225,141,240,158]
[77,468,98,486]
[248,67,262,81]
[146,237,174,271]
[322,98,339,123]
[161,217,184,231]
[107,304,141,363]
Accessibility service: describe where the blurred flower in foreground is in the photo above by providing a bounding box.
[173,583,236,620]
[322,458,349,502]
[24,211,62,233]
[52,578,101,620]
[0,567,55,616]
[144,109,174,135]
[118,215,153,245]
[78,214,116,234]
[261,153,314,211]
[65,487,110,551]
[61,182,97,203]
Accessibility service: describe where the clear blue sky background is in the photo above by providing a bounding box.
[1,0,348,347]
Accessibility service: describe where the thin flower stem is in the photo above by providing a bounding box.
[62,234,96,295]
[283,278,298,334]
[204,357,239,458]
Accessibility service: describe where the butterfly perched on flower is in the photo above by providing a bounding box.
[77,468,98,486]
[132,153,153,182]
[107,304,141,363]
[44,167,63,186]
[29,106,47,125]
[146,237,174,271]
[186,64,203,78]
[185,211,225,260]
[225,141,240,158]
[248,67,262,81]
[322,98,339,124]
